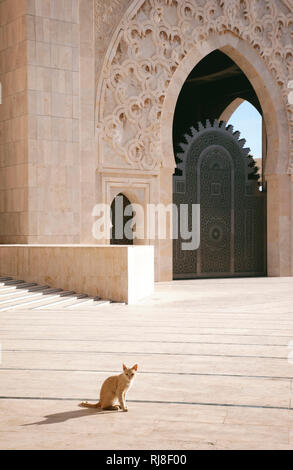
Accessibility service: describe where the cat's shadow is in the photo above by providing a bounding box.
[22,406,117,427]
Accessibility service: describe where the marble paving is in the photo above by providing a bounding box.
[1,277,293,450]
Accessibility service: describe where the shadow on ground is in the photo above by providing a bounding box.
[22,407,118,426]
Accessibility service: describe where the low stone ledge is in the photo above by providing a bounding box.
[0,245,154,304]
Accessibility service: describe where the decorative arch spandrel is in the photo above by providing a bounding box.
[95,0,293,173]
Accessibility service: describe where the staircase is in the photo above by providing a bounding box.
[0,277,116,311]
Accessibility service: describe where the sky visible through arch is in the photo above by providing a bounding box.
[227,101,262,160]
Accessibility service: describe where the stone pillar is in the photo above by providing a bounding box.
[266,174,292,276]
[0,0,29,243]
[262,118,267,183]
[79,0,97,244]
[26,0,80,243]
[157,167,173,281]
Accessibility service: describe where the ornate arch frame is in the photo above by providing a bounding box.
[218,98,245,122]
[95,0,293,279]
[161,33,290,174]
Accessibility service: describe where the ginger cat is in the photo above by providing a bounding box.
[79,364,138,412]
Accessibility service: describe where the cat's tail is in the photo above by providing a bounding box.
[79,401,101,408]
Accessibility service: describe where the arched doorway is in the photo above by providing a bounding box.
[110,193,134,245]
[172,50,267,279]
[160,34,291,279]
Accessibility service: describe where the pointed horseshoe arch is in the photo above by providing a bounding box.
[161,34,289,174]
[161,34,292,276]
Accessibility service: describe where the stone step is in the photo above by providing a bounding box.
[0,296,112,311]
[15,282,38,289]
[65,297,110,309]
[0,290,38,300]
[0,277,116,310]
[41,288,63,295]
[0,291,75,311]
[0,286,61,300]
[33,294,90,310]
[26,285,50,292]
[1,280,25,286]
[59,291,78,297]
[0,284,47,295]
[18,293,82,310]
[0,290,49,305]
[0,284,39,298]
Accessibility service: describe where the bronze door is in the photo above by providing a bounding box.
[173,120,266,279]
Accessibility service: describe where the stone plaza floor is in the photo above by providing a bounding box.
[1,277,293,450]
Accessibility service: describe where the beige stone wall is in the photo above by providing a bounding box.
[0,0,81,244]
[26,0,80,243]
[0,244,154,303]
[79,0,96,244]
[0,0,28,243]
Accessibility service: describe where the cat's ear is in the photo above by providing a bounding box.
[132,364,138,371]
[123,364,127,371]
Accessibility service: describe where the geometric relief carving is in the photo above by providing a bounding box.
[176,181,185,194]
[94,0,131,90]
[244,209,254,259]
[200,146,233,274]
[211,183,222,196]
[96,0,293,172]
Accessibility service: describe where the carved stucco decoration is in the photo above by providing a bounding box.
[96,0,293,172]
[94,0,132,89]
